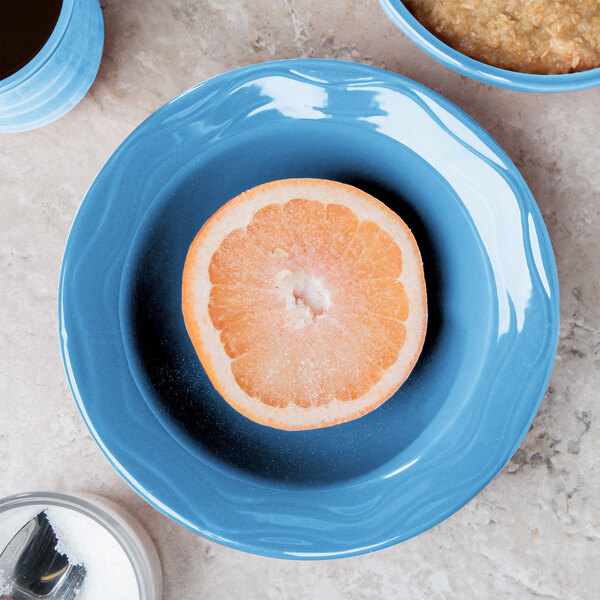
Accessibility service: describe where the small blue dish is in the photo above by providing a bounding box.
[379,0,600,92]
[0,0,103,132]
[59,59,559,559]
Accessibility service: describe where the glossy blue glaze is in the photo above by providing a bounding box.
[379,0,600,92]
[59,60,559,558]
[0,0,103,132]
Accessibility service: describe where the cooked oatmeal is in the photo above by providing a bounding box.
[404,0,600,74]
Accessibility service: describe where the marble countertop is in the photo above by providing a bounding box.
[1,1,598,598]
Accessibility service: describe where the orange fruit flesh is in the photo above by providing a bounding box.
[182,179,427,430]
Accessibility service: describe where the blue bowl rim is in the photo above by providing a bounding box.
[379,0,600,92]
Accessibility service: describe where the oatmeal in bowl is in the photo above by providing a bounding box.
[404,0,600,74]
[379,0,600,91]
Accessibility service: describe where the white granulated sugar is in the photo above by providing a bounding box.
[0,505,139,600]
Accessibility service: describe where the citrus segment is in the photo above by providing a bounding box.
[182,178,427,430]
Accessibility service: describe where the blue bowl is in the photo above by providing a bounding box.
[0,0,103,132]
[59,59,559,558]
[379,0,600,92]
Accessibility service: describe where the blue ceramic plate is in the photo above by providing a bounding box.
[59,59,559,559]
[379,0,600,92]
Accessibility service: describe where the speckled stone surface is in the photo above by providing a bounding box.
[1,1,599,598]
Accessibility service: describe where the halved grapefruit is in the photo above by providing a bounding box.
[182,178,427,430]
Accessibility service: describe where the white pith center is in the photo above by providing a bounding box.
[275,269,331,326]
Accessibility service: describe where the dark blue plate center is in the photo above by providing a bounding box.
[119,119,490,486]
